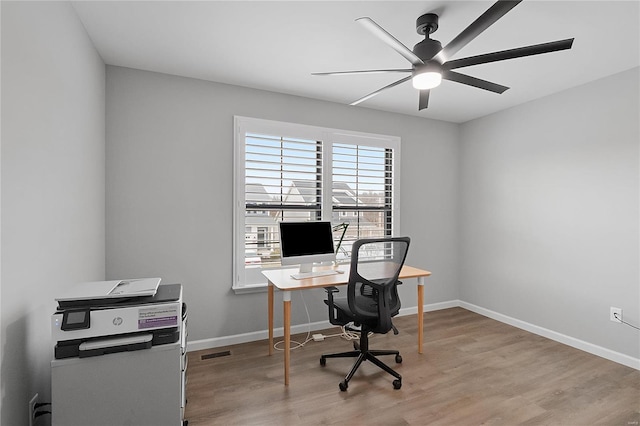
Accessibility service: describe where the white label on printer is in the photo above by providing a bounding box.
[138,305,179,329]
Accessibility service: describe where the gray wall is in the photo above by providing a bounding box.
[1,2,105,424]
[105,66,460,342]
[459,67,640,359]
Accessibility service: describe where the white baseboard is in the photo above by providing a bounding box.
[459,301,640,371]
[187,299,640,371]
[398,299,460,316]
[186,319,333,352]
[186,300,458,353]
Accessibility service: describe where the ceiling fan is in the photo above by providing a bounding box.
[313,0,574,110]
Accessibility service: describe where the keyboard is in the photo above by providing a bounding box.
[290,270,341,280]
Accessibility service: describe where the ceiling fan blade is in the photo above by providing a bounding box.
[433,0,522,64]
[443,70,509,94]
[419,90,430,110]
[312,69,412,76]
[356,17,424,66]
[445,38,574,70]
[350,75,413,106]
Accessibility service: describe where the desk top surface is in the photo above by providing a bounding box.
[262,264,431,291]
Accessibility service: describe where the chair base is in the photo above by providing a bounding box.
[320,345,403,391]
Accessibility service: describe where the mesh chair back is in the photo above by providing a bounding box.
[347,237,411,333]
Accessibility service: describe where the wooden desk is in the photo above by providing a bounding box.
[262,265,432,385]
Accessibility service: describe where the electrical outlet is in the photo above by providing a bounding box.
[610,307,622,323]
[28,393,38,426]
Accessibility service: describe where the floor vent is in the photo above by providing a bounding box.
[201,350,231,360]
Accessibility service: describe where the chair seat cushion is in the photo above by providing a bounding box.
[326,282,401,329]
[333,295,399,327]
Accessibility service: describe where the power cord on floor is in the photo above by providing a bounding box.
[32,402,52,425]
[34,411,51,420]
[273,291,313,351]
[272,293,371,351]
[321,325,372,341]
[613,312,640,331]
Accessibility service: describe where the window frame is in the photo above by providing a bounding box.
[233,116,401,293]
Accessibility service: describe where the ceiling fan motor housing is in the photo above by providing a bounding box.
[413,38,443,61]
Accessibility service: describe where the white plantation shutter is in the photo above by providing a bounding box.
[332,142,394,260]
[234,117,400,292]
[244,133,323,270]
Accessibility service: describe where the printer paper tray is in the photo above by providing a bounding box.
[79,333,153,358]
[54,327,180,359]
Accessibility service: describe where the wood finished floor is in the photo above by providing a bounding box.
[185,308,640,425]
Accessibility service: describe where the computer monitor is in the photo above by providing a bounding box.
[279,221,336,274]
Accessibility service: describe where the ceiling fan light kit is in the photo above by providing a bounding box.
[412,65,442,90]
[313,0,574,111]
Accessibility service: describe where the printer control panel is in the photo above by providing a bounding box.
[60,309,90,331]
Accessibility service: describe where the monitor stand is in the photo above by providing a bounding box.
[298,263,313,274]
[290,263,339,280]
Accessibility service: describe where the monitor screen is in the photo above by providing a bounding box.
[279,221,336,272]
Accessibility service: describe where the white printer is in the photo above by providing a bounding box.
[52,278,184,359]
[51,279,188,425]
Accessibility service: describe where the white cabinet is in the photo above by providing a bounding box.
[52,339,186,426]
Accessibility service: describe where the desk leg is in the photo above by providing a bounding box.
[417,277,425,354]
[268,283,274,356]
[283,292,291,386]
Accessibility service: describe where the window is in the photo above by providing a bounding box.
[233,117,400,291]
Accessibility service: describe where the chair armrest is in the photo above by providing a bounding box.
[324,286,339,306]
[324,286,340,306]
[324,286,340,325]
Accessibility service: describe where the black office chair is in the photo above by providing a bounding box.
[320,236,410,391]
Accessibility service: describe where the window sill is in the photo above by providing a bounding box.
[232,283,268,295]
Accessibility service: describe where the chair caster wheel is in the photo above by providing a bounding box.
[395,354,402,363]
[320,357,326,366]
[339,381,348,392]
[393,379,402,390]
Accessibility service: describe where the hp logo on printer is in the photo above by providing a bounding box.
[113,317,123,326]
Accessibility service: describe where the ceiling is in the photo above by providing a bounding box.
[71,1,640,123]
